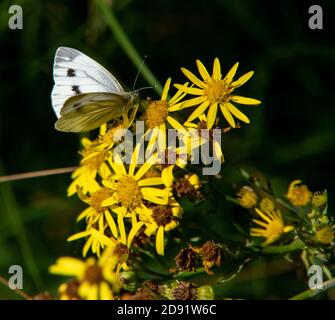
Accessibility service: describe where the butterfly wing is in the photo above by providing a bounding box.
[55,92,131,132]
[51,47,124,118]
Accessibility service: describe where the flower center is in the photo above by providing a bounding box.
[90,187,113,213]
[286,181,312,206]
[152,206,174,226]
[237,186,258,209]
[84,265,104,284]
[204,79,232,104]
[145,100,168,128]
[61,280,81,300]
[116,176,143,210]
[172,281,198,300]
[174,177,199,199]
[312,191,327,208]
[81,150,106,171]
[113,243,130,258]
[316,227,334,244]
[267,219,284,238]
[100,125,127,146]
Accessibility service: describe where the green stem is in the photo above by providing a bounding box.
[0,160,43,290]
[262,239,306,254]
[0,275,31,300]
[97,0,163,95]
[290,278,335,300]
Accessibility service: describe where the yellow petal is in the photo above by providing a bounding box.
[111,206,127,216]
[129,143,142,176]
[224,62,239,83]
[141,187,168,198]
[187,100,210,122]
[118,213,127,245]
[108,156,126,176]
[175,96,207,110]
[158,123,166,152]
[226,103,250,123]
[134,161,152,181]
[231,71,254,87]
[67,230,91,242]
[230,95,261,105]
[196,59,211,81]
[138,177,163,186]
[99,215,104,233]
[142,188,169,205]
[255,208,272,223]
[99,282,113,300]
[169,82,189,105]
[162,165,174,187]
[184,121,198,128]
[145,223,157,236]
[220,104,235,128]
[131,211,137,226]
[91,229,115,247]
[101,196,117,207]
[167,116,186,132]
[127,222,145,248]
[181,68,205,88]
[207,103,218,129]
[213,141,224,162]
[99,123,107,135]
[156,226,165,255]
[49,257,86,277]
[76,207,92,222]
[82,236,93,257]
[105,211,118,238]
[252,219,269,228]
[213,58,221,80]
[83,283,98,300]
[283,226,294,233]
[161,78,171,101]
[174,84,204,96]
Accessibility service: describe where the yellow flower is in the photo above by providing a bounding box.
[141,198,183,255]
[286,180,312,207]
[66,185,119,257]
[184,114,224,163]
[49,252,120,300]
[315,226,334,245]
[101,148,173,215]
[68,109,138,197]
[251,208,294,246]
[161,281,214,300]
[90,107,138,152]
[173,173,203,200]
[174,58,261,129]
[312,191,327,209]
[144,78,189,156]
[88,219,145,274]
[237,186,258,209]
[259,198,276,212]
[68,137,109,196]
[68,199,146,259]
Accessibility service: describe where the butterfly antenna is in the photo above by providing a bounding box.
[136,86,155,92]
[132,55,148,92]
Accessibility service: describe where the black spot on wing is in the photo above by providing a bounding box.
[72,85,81,94]
[67,68,76,77]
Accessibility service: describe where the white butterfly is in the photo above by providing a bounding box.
[51,47,138,132]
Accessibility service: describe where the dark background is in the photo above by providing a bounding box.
[0,0,334,299]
